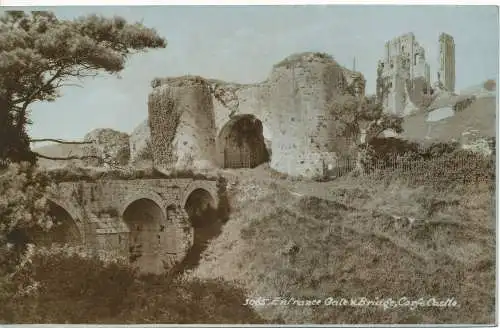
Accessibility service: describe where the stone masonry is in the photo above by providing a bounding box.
[148,52,366,178]
[378,32,457,117]
[45,178,219,275]
[379,32,432,116]
[438,33,456,93]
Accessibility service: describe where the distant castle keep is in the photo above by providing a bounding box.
[438,33,456,93]
[379,32,456,116]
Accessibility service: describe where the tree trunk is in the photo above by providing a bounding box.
[351,131,368,177]
[352,150,365,176]
[0,101,35,165]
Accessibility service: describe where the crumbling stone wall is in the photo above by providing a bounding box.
[148,77,217,171]
[267,53,349,177]
[210,82,272,166]
[129,119,151,163]
[83,128,131,166]
[148,52,359,178]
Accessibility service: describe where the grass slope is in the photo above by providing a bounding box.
[189,168,495,324]
[402,95,496,142]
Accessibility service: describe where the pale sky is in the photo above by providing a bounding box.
[3,5,498,141]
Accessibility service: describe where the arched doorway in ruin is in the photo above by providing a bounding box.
[217,114,270,169]
[180,188,221,271]
[122,198,167,274]
[27,200,82,247]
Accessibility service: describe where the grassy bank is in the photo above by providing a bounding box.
[190,166,495,324]
[0,155,494,324]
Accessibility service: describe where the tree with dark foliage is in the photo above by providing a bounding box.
[0,11,166,167]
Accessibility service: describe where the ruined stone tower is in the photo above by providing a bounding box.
[379,33,431,116]
[438,33,456,92]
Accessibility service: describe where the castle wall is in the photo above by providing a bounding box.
[383,56,409,116]
[147,53,358,178]
[129,119,150,163]
[414,60,429,82]
[83,129,131,166]
[381,32,443,116]
[439,33,456,92]
[210,82,272,166]
[148,77,217,171]
[212,83,271,133]
[267,57,347,177]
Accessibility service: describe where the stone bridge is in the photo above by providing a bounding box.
[41,177,221,274]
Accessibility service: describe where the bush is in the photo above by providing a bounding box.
[369,137,421,158]
[422,141,460,159]
[0,163,55,269]
[376,149,494,190]
[365,138,463,172]
[369,138,459,160]
[0,251,268,324]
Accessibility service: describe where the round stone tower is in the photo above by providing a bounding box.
[148,76,217,172]
[267,52,352,178]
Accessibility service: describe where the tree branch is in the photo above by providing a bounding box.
[13,67,70,130]
[30,138,93,145]
[33,152,102,162]
[13,67,65,106]
[33,151,127,171]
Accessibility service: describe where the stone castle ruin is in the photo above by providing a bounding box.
[378,32,456,116]
[46,33,492,179]
[33,40,494,274]
[145,52,366,178]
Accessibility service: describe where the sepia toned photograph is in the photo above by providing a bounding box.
[0,3,497,325]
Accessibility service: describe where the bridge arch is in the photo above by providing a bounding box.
[178,183,224,272]
[121,195,167,275]
[181,182,218,210]
[32,199,83,246]
[183,188,216,227]
[119,191,166,219]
